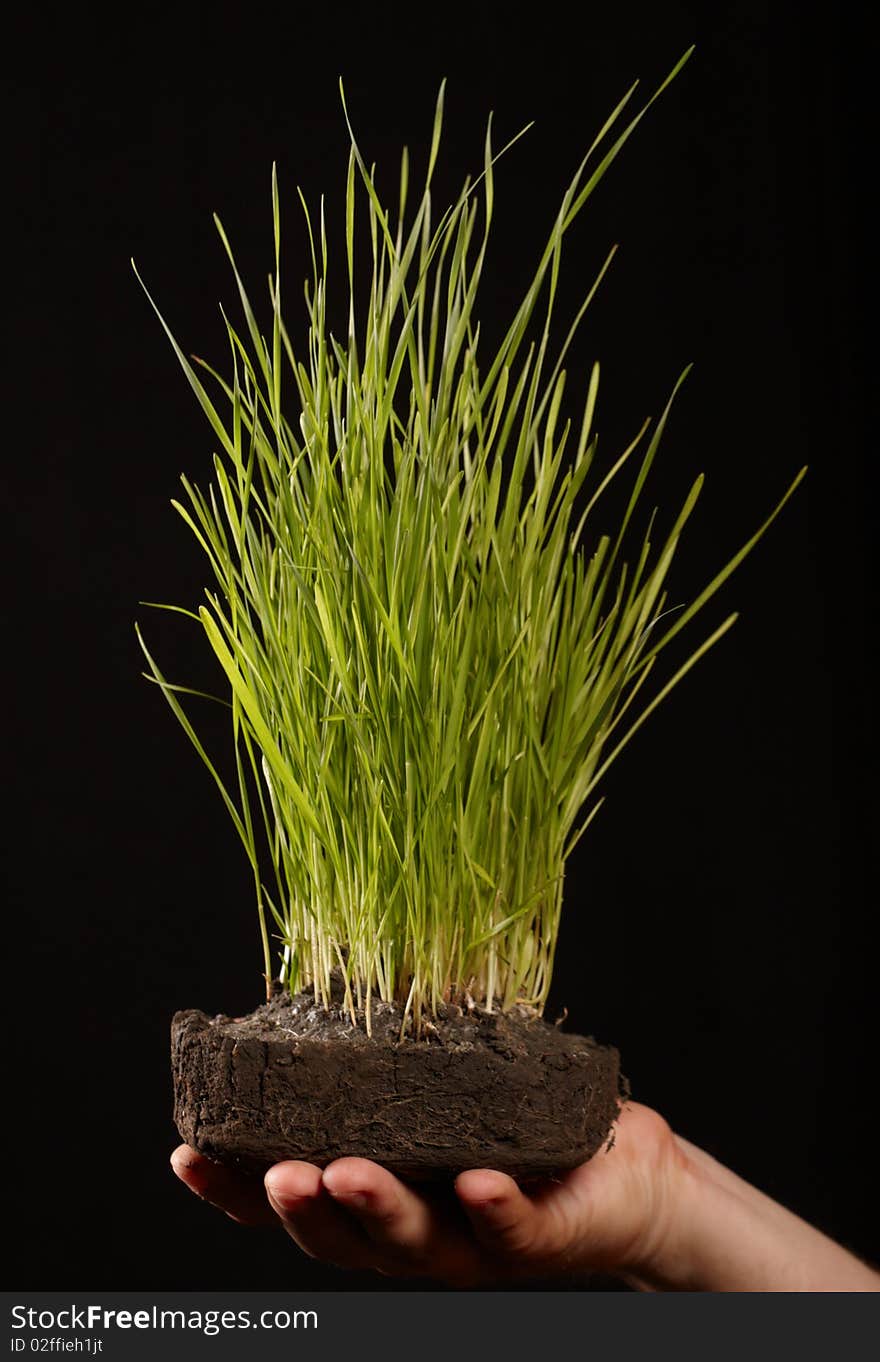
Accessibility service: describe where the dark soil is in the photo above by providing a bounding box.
[172,982,624,1181]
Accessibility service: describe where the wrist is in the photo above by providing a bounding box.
[622,1133,880,1293]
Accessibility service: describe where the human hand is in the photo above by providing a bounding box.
[170,1100,685,1287]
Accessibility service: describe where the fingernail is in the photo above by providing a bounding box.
[266,1188,314,1215]
[326,1188,369,1210]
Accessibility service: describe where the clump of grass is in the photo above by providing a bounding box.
[136,50,804,1034]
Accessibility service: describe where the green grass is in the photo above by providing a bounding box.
[136,50,805,1034]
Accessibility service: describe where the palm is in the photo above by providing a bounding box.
[171,1101,681,1286]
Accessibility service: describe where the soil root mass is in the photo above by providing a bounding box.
[172,986,623,1180]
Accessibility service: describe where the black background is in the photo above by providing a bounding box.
[6,2,874,1288]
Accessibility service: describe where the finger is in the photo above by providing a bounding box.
[321,1159,435,1254]
[321,1159,487,1283]
[265,1161,377,1270]
[170,1145,278,1227]
[455,1169,547,1258]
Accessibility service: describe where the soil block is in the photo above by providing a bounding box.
[171,985,624,1180]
